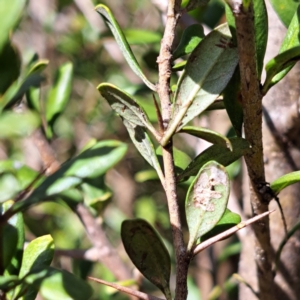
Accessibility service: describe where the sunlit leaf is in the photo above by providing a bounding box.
[263,46,300,93]
[0,275,20,292]
[269,0,299,27]
[186,161,230,250]
[167,23,238,138]
[121,219,172,299]
[123,29,161,44]
[177,137,249,182]
[180,126,232,150]
[95,4,156,91]
[173,24,205,59]
[262,6,300,93]
[270,171,300,195]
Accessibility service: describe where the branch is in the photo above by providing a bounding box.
[157,1,189,299]
[193,210,274,256]
[233,2,274,299]
[88,277,164,300]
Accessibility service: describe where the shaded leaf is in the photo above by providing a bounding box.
[270,171,300,195]
[201,208,241,241]
[173,24,205,59]
[95,4,156,91]
[1,200,25,276]
[121,219,172,299]
[0,275,20,291]
[167,23,238,138]
[46,62,73,137]
[186,161,230,250]
[223,67,243,136]
[262,6,300,94]
[263,46,300,93]
[0,0,26,52]
[25,267,93,300]
[179,126,232,150]
[0,111,41,138]
[269,0,299,27]
[123,29,161,44]
[177,137,249,182]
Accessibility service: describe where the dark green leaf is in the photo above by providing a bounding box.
[0,0,26,52]
[269,0,299,27]
[179,126,232,150]
[201,208,241,241]
[123,29,161,44]
[270,171,300,195]
[95,4,156,91]
[46,61,73,122]
[263,46,300,93]
[223,67,243,136]
[25,267,93,300]
[1,200,25,276]
[167,23,238,139]
[121,219,172,299]
[173,24,205,59]
[186,161,230,250]
[177,137,250,182]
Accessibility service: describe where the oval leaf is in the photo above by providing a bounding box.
[177,137,250,182]
[121,219,171,299]
[173,24,205,59]
[167,23,238,138]
[179,126,232,150]
[269,0,299,27]
[186,161,230,250]
[270,170,300,195]
[95,5,156,91]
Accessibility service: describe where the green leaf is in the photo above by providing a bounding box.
[201,208,241,241]
[0,275,20,292]
[270,171,300,195]
[0,0,26,52]
[46,62,73,138]
[269,0,299,27]
[15,235,54,300]
[1,200,25,276]
[177,137,250,182]
[186,161,230,250]
[0,111,41,138]
[7,140,127,215]
[263,46,300,93]
[262,6,300,93]
[179,126,232,150]
[123,29,161,44]
[98,83,155,134]
[223,67,243,136]
[134,169,158,182]
[225,0,268,78]
[95,4,156,91]
[121,219,172,299]
[172,60,187,71]
[168,23,238,137]
[25,267,93,300]
[173,24,205,59]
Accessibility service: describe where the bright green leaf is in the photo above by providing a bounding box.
[134,169,158,182]
[167,23,238,138]
[270,171,300,195]
[263,46,300,93]
[0,275,20,292]
[179,126,232,150]
[0,0,26,52]
[121,219,172,299]
[269,0,299,27]
[177,137,249,182]
[173,24,205,59]
[186,161,230,250]
[95,4,156,91]
[123,29,161,44]
[172,60,187,71]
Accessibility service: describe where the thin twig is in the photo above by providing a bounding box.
[231,1,274,299]
[232,273,259,298]
[88,277,164,300]
[193,210,274,256]
[157,1,189,299]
